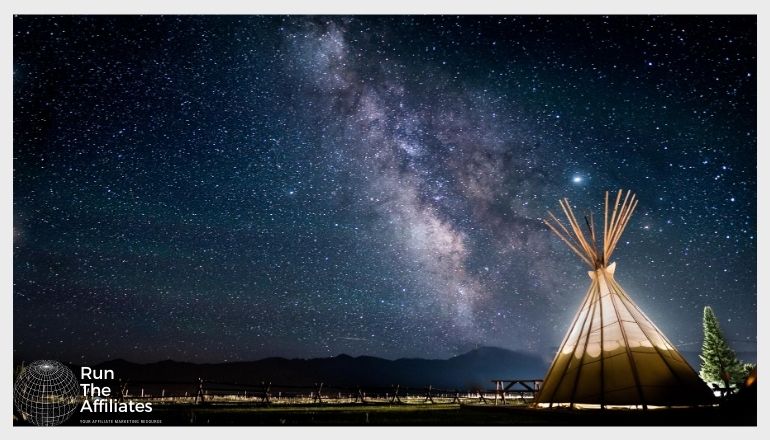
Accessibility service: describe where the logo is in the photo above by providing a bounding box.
[14,360,80,426]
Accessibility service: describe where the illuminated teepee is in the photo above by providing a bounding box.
[536,190,714,409]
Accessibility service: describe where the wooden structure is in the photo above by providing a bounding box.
[389,384,402,404]
[257,381,272,404]
[353,386,366,403]
[117,380,128,402]
[312,382,324,404]
[537,189,714,409]
[423,385,435,404]
[106,377,556,406]
[491,380,542,405]
[194,378,205,404]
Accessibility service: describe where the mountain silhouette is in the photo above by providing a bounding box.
[89,347,548,392]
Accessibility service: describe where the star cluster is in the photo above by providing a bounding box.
[13,16,756,363]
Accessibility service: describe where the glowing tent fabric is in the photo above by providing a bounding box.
[536,190,714,408]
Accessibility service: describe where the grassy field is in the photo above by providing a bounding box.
[58,400,756,426]
[14,390,754,427]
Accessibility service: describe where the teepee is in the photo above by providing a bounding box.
[536,190,714,409]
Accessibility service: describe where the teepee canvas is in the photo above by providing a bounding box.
[536,190,714,409]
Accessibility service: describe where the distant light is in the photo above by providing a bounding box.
[572,176,583,183]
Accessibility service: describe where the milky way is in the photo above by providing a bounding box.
[13,16,756,363]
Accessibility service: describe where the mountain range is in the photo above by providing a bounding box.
[38,346,754,394]
[91,346,549,392]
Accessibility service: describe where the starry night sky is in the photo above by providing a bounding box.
[13,16,756,364]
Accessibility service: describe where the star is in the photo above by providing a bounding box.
[11,15,756,365]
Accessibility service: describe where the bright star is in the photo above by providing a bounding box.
[572,176,583,183]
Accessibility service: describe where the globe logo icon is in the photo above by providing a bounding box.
[14,360,81,426]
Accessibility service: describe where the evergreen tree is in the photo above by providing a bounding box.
[699,306,743,388]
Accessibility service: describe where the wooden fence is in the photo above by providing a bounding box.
[113,378,543,406]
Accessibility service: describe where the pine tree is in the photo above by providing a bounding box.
[699,306,743,389]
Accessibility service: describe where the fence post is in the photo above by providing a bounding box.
[390,384,402,404]
[194,378,205,404]
[312,382,324,404]
[259,381,272,404]
[354,386,366,404]
[118,379,128,402]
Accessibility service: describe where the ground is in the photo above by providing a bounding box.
[24,399,753,426]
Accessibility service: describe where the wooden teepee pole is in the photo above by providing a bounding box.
[607,282,647,410]
[605,191,630,259]
[598,267,606,409]
[544,219,593,267]
[611,190,632,239]
[567,283,601,408]
[603,191,609,264]
[545,190,637,269]
[535,278,597,406]
[607,275,693,394]
[608,275,700,375]
[609,197,638,258]
[560,199,597,261]
[606,189,624,253]
[548,211,581,246]
[585,213,599,261]
[537,279,600,407]
[606,194,637,260]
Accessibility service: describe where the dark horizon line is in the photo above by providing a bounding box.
[14,346,757,368]
[12,345,548,367]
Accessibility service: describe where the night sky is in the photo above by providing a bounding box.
[13,16,756,364]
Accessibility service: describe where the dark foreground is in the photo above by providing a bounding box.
[22,399,753,426]
[156,403,757,426]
